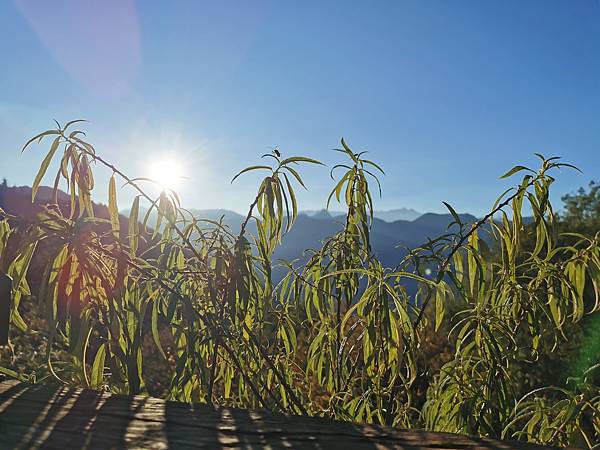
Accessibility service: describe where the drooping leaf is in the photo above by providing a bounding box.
[32,136,61,202]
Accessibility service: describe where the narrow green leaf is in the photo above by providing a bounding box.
[231,165,272,183]
[129,196,140,253]
[152,297,167,360]
[279,156,323,166]
[442,201,462,227]
[500,165,532,179]
[108,174,120,235]
[32,136,61,202]
[91,343,106,388]
[435,286,445,331]
[21,130,59,153]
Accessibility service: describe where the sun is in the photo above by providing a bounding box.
[147,157,186,191]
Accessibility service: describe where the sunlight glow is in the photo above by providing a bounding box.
[147,157,186,192]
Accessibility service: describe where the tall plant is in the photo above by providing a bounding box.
[0,122,598,447]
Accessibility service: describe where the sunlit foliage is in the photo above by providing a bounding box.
[1,122,599,447]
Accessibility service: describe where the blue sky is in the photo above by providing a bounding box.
[1,1,599,216]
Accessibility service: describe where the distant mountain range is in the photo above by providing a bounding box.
[303,208,422,222]
[0,183,476,279]
[121,207,477,277]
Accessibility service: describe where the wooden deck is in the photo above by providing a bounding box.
[0,380,566,449]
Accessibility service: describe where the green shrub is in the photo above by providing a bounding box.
[1,122,599,447]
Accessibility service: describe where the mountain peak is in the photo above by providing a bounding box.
[311,209,333,220]
[413,212,477,228]
[374,208,421,222]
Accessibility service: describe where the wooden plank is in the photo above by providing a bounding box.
[0,380,568,449]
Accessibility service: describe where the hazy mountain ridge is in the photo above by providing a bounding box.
[0,183,476,274]
[0,184,483,294]
[303,207,422,222]
[124,206,478,273]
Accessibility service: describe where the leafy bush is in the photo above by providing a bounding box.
[1,121,599,447]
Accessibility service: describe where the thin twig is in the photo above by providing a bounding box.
[413,177,538,329]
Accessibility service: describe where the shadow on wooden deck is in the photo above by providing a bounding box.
[0,380,564,449]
